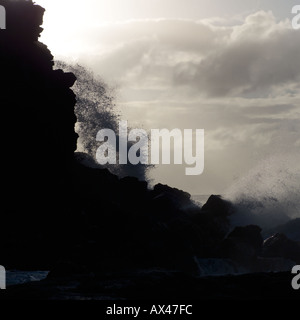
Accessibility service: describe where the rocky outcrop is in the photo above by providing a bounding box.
[264,218,300,242]
[201,195,232,217]
[217,225,263,267]
[0,0,78,268]
[190,195,233,254]
[262,233,300,264]
[151,184,191,208]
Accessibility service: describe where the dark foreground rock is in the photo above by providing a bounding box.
[262,233,300,264]
[217,225,263,267]
[0,0,78,270]
[264,218,300,242]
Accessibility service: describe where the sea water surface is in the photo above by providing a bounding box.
[6,270,49,287]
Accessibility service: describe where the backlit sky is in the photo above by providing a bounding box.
[36,0,300,195]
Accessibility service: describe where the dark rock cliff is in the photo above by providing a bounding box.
[0,0,78,267]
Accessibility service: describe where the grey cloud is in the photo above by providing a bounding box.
[80,11,300,98]
[173,12,300,97]
[67,12,300,194]
[83,19,229,84]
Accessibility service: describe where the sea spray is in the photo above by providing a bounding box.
[224,153,300,230]
[54,61,153,181]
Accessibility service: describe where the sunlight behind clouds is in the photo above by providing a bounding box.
[33,0,300,194]
[37,0,93,56]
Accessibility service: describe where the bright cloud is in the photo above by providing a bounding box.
[41,9,300,194]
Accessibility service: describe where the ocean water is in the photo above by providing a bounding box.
[191,194,211,207]
[6,270,49,287]
[194,258,248,276]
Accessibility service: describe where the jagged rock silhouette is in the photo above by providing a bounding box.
[0,0,201,271]
[0,0,78,268]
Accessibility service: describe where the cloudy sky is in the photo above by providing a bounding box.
[36,0,300,195]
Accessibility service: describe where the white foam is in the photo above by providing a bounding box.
[224,153,300,230]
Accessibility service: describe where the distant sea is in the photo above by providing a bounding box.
[191,195,211,207]
[6,271,49,287]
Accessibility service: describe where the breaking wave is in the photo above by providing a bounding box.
[224,153,300,231]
